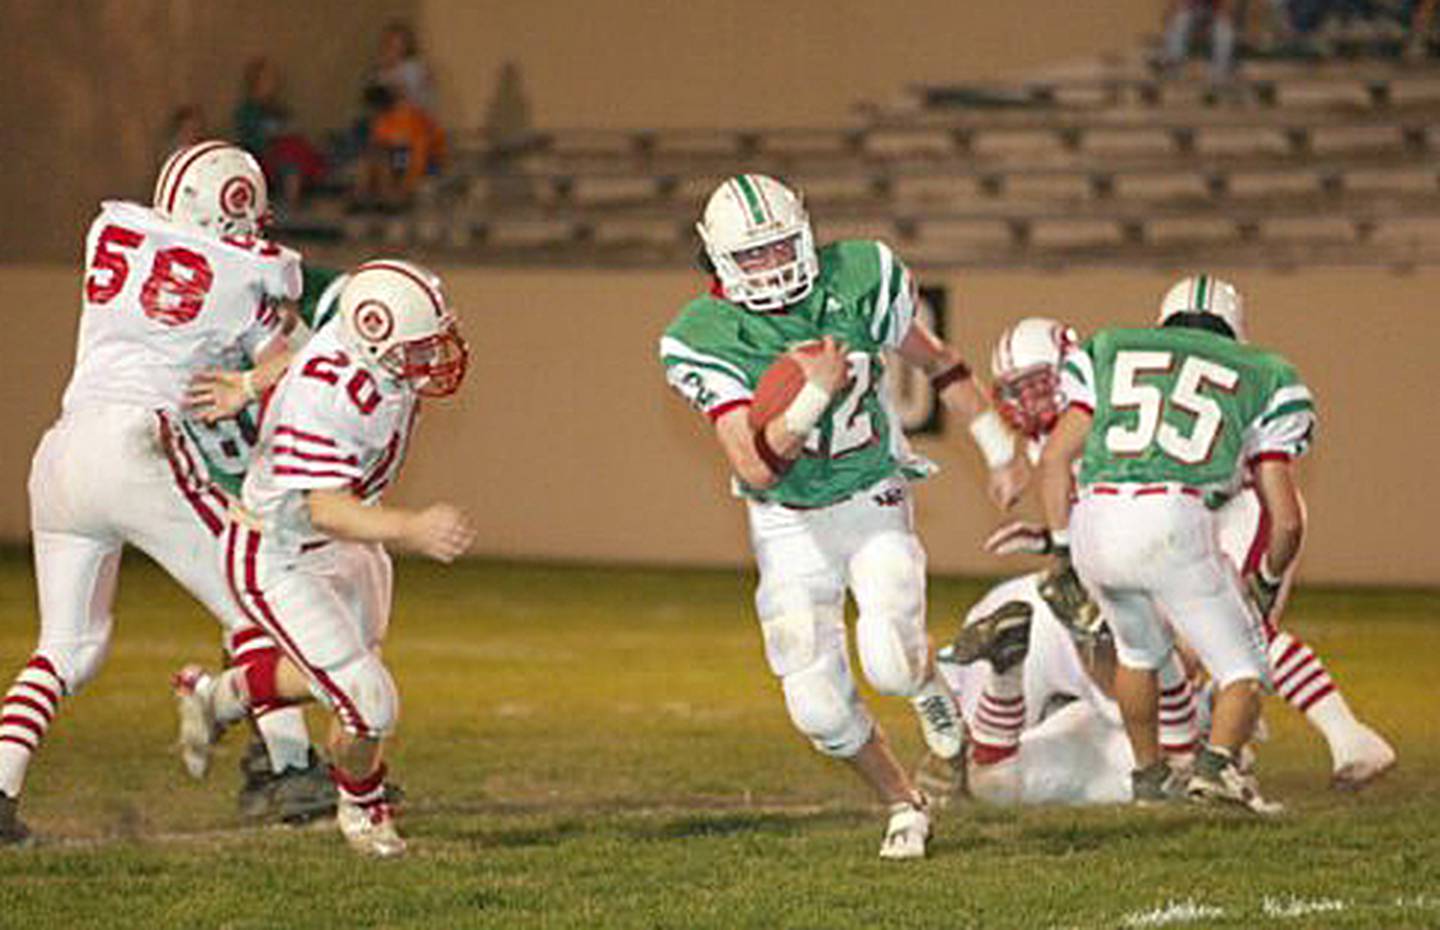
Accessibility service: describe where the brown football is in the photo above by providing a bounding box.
[748,343,823,429]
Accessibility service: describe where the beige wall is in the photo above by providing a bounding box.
[3,264,1436,586]
[420,0,1158,129]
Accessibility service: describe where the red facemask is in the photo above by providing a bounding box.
[380,323,469,398]
[993,366,1061,440]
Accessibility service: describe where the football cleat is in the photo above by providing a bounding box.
[911,676,965,761]
[337,800,406,858]
[0,793,31,847]
[171,665,221,780]
[943,600,1033,674]
[236,742,343,824]
[878,798,930,861]
[1131,760,1187,806]
[1187,746,1284,815]
[1038,556,1104,640]
[1331,725,1397,791]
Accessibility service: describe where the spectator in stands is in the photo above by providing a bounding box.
[233,56,329,204]
[373,20,437,116]
[1161,0,1239,84]
[350,83,446,212]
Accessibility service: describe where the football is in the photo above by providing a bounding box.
[748,343,823,429]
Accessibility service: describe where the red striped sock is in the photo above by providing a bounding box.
[971,670,1024,765]
[332,763,388,809]
[0,655,65,796]
[1268,631,1336,714]
[1158,658,1198,755]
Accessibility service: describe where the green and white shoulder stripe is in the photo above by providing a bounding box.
[866,242,914,348]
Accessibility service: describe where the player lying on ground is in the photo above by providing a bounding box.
[0,141,326,845]
[1038,275,1315,813]
[659,174,1026,859]
[960,307,1393,798]
[172,259,474,858]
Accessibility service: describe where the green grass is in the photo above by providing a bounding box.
[0,552,1436,929]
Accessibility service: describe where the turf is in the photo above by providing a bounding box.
[0,552,1435,929]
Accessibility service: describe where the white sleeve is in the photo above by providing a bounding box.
[237,297,287,361]
[868,242,917,350]
[1058,346,1097,413]
[659,336,753,422]
[1245,384,1316,464]
[267,381,367,491]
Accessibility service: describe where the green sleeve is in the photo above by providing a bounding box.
[298,265,346,330]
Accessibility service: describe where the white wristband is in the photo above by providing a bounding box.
[1050,527,1071,549]
[241,370,260,402]
[783,381,832,437]
[969,409,1016,469]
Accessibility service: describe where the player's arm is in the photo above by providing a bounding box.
[713,337,850,489]
[185,337,294,424]
[895,319,1026,509]
[1038,407,1091,540]
[1246,459,1305,617]
[307,489,475,563]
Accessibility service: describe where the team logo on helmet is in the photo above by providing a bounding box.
[354,300,396,343]
[219,176,257,219]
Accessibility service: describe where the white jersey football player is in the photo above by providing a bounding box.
[172,259,474,858]
[929,303,1392,805]
[0,141,314,844]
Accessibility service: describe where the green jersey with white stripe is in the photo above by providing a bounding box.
[660,240,932,508]
[186,265,348,495]
[1060,325,1315,506]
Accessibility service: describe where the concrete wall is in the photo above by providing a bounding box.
[2,263,1435,586]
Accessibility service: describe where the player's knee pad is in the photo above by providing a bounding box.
[37,629,112,694]
[780,651,873,759]
[757,601,844,679]
[320,654,399,739]
[850,536,927,696]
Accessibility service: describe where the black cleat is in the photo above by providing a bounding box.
[1131,760,1186,806]
[0,793,32,847]
[941,600,1033,674]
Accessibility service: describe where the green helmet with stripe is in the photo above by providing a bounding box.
[1158,274,1246,342]
[696,174,819,312]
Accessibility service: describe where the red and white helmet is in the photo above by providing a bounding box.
[1158,274,1245,342]
[990,317,1078,440]
[336,259,469,398]
[697,174,819,312]
[153,140,270,239]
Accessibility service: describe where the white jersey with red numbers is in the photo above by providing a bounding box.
[241,324,418,553]
[62,200,299,415]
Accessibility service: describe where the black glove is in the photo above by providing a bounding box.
[1038,546,1103,639]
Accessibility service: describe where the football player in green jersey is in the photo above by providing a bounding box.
[1038,276,1312,814]
[659,175,1027,859]
[178,265,351,823]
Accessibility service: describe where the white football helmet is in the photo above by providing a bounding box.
[1158,275,1245,341]
[336,259,469,398]
[697,174,819,312]
[990,317,1078,440]
[153,140,270,239]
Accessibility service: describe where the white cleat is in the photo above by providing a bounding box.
[878,799,930,861]
[1332,725,1397,791]
[911,676,965,761]
[171,665,219,780]
[338,800,407,858]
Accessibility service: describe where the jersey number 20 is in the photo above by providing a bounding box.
[84,224,214,327]
[1105,351,1239,464]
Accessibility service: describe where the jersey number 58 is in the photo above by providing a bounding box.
[84,224,214,327]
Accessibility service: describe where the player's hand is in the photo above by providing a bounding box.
[791,337,851,396]
[984,520,1055,556]
[1245,569,1283,621]
[986,456,1029,511]
[1038,550,1104,639]
[185,370,253,424]
[403,504,476,563]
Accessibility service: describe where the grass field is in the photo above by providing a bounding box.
[0,550,1435,929]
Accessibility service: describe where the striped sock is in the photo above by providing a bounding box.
[332,763,388,811]
[971,669,1024,765]
[1158,657,1199,755]
[0,655,65,797]
[227,628,310,772]
[1268,631,1359,754]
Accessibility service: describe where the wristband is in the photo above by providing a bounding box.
[783,381,832,437]
[1050,527,1071,551]
[968,409,1016,468]
[241,370,260,402]
[1257,558,1284,588]
[930,361,972,393]
[754,426,795,477]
